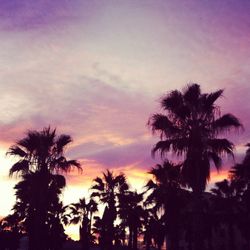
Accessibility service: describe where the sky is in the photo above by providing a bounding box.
[0,0,250,239]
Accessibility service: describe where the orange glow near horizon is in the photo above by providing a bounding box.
[0,145,242,241]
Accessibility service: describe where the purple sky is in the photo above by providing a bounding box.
[0,0,250,238]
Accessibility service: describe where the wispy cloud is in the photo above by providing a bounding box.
[0,0,82,31]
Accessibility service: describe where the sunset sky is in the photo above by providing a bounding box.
[0,0,250,239]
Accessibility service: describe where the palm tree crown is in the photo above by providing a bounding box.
[7,127,81,250]
[68,198,98,225]
[91,169,129,209]
[148,84,242,193]
[8,126,81,176]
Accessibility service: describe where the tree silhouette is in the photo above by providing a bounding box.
[0,213,22,250]
[119,190,144,250]
[141,207,165,250]
[148,84,241,250]
[145,161,188,250]
[12,171,67,250]
[210,179,244,250]
[91,170,129,250]
[229,144,250,249]
[7,127,81,250]
[67,198,98,250]
[148,84,241,193]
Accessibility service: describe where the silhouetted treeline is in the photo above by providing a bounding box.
[1,84,249,250]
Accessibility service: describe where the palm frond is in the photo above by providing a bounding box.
[9,160,29,177]
[52,174,66,189]
[56,134,72,153]
[204,89,224,107]
[183,83,201,106]
[207,138,234,156]
[148,113,180,138]
[213,114,242,132]
[207,151,222,170]
[144,180,157,191]
[161,90,183,112]
[7,145,27,157]
[54,157,81,173]
[152,138,188,158]
[152,140,171,158]
[90,192,100,198]
[91,177,104,191]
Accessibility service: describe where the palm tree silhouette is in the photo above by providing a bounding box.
[230,143,250,185]
[7,127,81,250]
[67,198,98,250]
[148,84,241,193]
[210,179,244,250]
[145,161,187,250]
[148,84,241,250]
[142,207,165,250]
[0,213,22,250]
[91,170,129,250]
[119,190,144,250]
[229,144,250,249]
[12,171,67,250]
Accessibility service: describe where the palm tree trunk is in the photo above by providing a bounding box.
[192,190,204,250]
[132,225,138,250]
[128,226,133,250]
[145,227,151,250]
[228,222,235,250]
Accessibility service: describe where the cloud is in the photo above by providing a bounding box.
[64,158,152,192]
[0,74,152,139]
[0,72,157,184]
[0,0,82,31]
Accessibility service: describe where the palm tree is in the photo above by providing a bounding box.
[145,161,187,250]
[148,84,241,193]
[229,144,250,249]
[210,179,244,250]
[230,143,250,186]
[119,190,144,250]
[141,207,159,250]
[91,170,129,250]
[7,127,81,250]
[12,169,68,250]
[0,213,23,250]
[148,84,241,250]
[144,210,165,250]
[67,198,98,250]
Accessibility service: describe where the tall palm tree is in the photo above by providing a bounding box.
[145,161,187,250]
[210,179,244,250]
[148,84,241,249]
[143,209,165,250]
[229,144,250,249]
[67,198,98,250]
[9,171,67,250]
[7,127,81,250]
[230,143,250,186]
[141,207,164,250]
[91,170,129,250]
[119,190,144,250]
[148,84,241,193]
